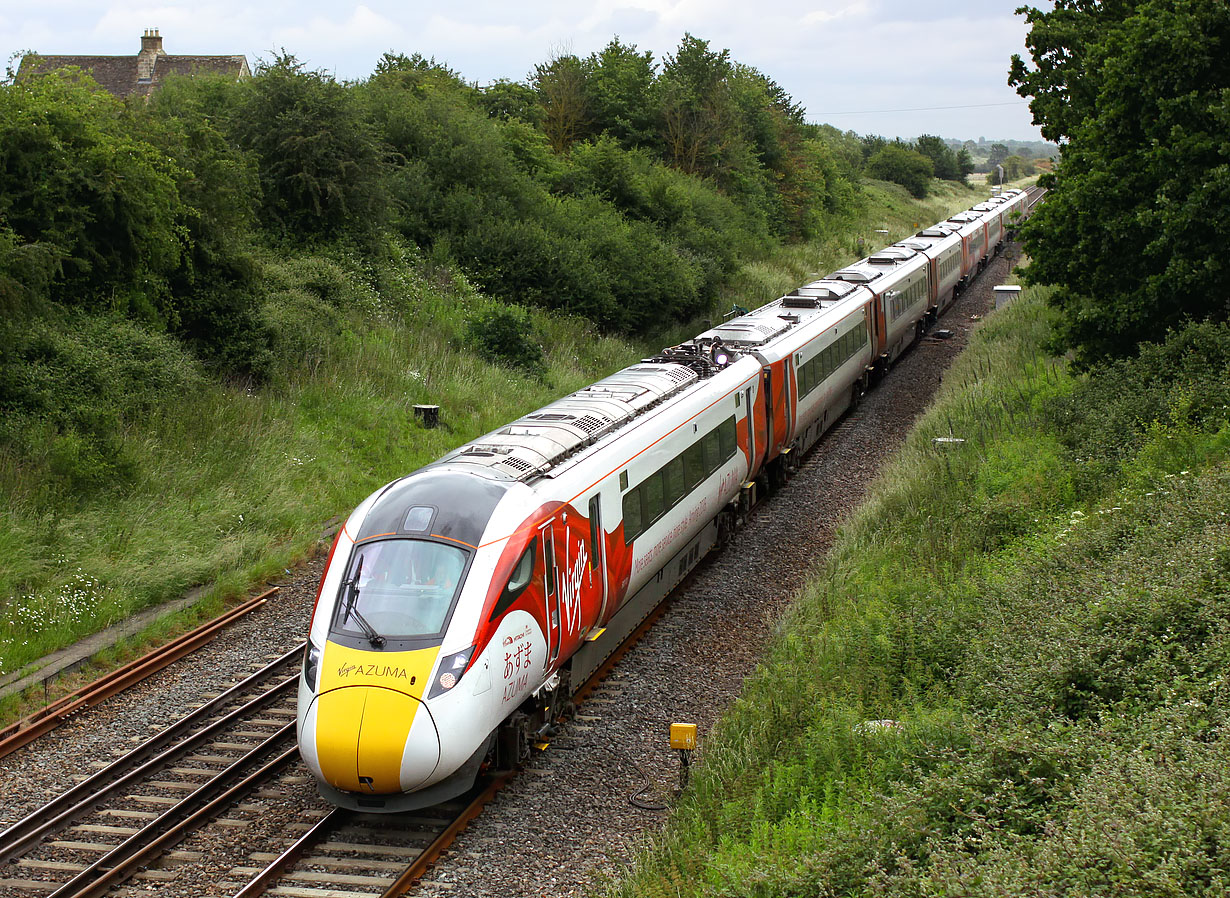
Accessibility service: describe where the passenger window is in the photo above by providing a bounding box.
[664,457,687,507]
[644,473,665,524]
[490,538,536,621]
[623,489,643,543]
[719,417,736,460]
[684,442,705,489]
[703,429,722,472]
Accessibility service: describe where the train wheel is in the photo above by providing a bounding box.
[495,712,531,770]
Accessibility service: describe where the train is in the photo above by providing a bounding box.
[295,187,1032,811]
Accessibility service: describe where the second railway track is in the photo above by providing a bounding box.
[0,647,304,897]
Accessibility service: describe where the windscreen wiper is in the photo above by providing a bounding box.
[350,606,387,649]
[342,557,386,649]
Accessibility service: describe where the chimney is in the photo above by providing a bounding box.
[137,28,164,81]
[140,28,164,55]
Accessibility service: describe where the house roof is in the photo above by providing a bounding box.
[17,30,249,98]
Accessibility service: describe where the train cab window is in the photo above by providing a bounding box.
[664,457,687,507]
[643,472,666,524]
[719,417,736,460]
[684,442,706,489]
[622,488,643,544]
[334,539,468,641]
[489,538,536,622]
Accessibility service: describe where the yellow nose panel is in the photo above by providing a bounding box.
[314,642,442,793]
[315,686,417,792]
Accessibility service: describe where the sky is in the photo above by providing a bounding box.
[0,0,1049,142]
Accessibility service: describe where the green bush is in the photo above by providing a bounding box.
[258,288,344,377]
[0,311,203,495]
[1046,319,1230,489]
[464,305,545,375]
[0,70,185,317]
[865,144,935,198]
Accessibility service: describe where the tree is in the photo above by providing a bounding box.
[0,69,185,320]
[656,34,739,176]
[479,79,543,126]
[1001,154,1032,180]
[1010,0,1230,364]
[533,53,590,154]
[955,146,975,182]
[914,134,960,181]
[865,144,934,198]
[584,38,658,149]
[232,54,386,239]
[987,142,1010,167]
[147,74,267,375]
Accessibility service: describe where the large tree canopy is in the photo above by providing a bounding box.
[1010,0,1230,364]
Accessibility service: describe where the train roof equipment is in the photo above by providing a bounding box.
[868,247,917,265]
[436,362,702,482]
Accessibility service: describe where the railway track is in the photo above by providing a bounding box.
[0,645,304,897]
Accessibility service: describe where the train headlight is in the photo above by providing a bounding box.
[428,646,475,699]
[303,641,322,693]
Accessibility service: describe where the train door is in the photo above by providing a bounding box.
[871,294,886,356]
[540,521,561,666]
[744,386,757,474]
[783,357,795,446]
[588,494,609,624]
[761,366,776,460]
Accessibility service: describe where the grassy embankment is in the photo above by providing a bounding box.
[603,283,1230,896]
[0,178,985,706]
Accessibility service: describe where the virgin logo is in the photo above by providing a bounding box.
[558,538,587,635]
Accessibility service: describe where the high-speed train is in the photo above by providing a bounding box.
[295,187,1032,811]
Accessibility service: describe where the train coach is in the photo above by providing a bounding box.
[296,189,1025,812]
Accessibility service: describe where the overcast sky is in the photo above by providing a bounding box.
[1,0,1049,142]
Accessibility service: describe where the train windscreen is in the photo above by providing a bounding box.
[332,539,467,641]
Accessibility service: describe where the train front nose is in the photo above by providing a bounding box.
[313,685,441,793]
[304,642,444,795]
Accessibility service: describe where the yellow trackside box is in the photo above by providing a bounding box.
[670,723,698,751]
